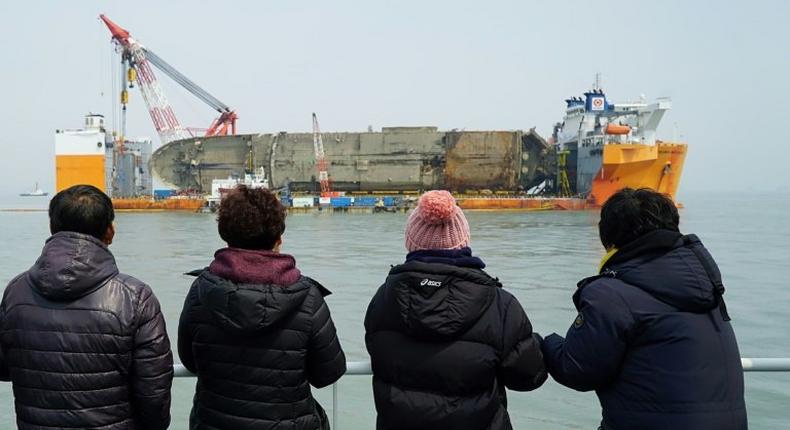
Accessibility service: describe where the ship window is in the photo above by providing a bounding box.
[97,142,103,148]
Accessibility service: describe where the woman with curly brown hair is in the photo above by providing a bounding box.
[178,185,346,430]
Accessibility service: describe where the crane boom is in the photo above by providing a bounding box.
[312,113,332,196]
[127,42,191,143]
[143,49,230,113]
[99,14,237,143]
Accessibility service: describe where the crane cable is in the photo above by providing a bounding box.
[110,44,118,140]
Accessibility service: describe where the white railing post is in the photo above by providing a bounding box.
[332,382,338,429]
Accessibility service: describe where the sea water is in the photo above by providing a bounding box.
[0,191,787,428]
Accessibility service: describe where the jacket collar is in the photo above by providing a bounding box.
[599,229,683,274]
[405,247,486,269]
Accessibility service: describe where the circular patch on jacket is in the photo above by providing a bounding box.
[573,313,584,329]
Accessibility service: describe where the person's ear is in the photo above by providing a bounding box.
[103,223,115,246]
[273,236,282,253]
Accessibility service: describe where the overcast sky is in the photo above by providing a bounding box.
[1,0,788,198]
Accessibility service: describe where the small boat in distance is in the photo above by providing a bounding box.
[20,182,48,197]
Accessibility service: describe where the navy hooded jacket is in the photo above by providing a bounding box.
[542,230,746,430]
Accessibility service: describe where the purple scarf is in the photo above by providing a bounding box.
[209,248,302,286]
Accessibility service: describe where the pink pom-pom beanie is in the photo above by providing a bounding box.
[405,190,471,252]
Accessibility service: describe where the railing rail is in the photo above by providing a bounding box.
[740,357,790,371]
[2,359,784,429]
[172,357,790,378]
[171,358,790,429]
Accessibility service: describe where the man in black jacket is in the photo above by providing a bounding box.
[542,188,746,429]
[0,185,173,429]
[366,190,547,430]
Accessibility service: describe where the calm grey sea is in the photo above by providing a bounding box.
[0,191,788,429]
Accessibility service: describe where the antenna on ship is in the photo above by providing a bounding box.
[593,72,602,91]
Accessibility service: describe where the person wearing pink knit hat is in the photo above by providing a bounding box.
[365,190,547,430]
[404,190,471,251]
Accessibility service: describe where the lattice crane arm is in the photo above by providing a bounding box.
[100,14,237,143]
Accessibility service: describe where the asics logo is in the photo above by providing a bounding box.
[420,279,442,287]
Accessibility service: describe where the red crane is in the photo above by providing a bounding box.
[312,113,334,197]
[100,14,237,144]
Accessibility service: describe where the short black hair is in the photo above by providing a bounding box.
[217,185,285,250]
[599,187,679,249]
[49,185,115,240]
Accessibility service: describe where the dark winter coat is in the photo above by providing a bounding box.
[542,230,747,430]
[365,253,547,430]
[0,232,173,430]
[178,249,346,430]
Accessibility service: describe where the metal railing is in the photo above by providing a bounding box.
[740,358,790,371]
[173,358,790,429]
[171,357,790,378]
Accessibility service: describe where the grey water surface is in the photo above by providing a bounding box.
[0,191,787,428]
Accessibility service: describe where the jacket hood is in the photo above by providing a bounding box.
[386,260,499,338]
[602,230,724,313]
[196,271,324,334]
[27,232,119,301]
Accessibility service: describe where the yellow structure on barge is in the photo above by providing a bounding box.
[55,114,203,211]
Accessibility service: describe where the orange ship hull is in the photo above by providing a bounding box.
[457,197,590,211]
[112,198,205,211]
[590,142,687,205]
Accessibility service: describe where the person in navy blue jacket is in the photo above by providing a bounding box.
[542,188,746,430]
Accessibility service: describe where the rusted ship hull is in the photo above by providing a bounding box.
[151,127,553,194]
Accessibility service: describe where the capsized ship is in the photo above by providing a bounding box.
[150,89,685,208]
[151,128,554,195]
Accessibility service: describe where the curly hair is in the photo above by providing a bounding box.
[217,185,286,250]
[599,187,679,249]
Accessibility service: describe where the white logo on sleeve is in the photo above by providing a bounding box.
[420,279,442,287]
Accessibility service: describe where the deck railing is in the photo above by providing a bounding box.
[172,358,790,429]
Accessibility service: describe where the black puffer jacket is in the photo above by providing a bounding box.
[178,271,346,430]
[0,232,173,429]
[542,231,746,429]
[365,260,547,430]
